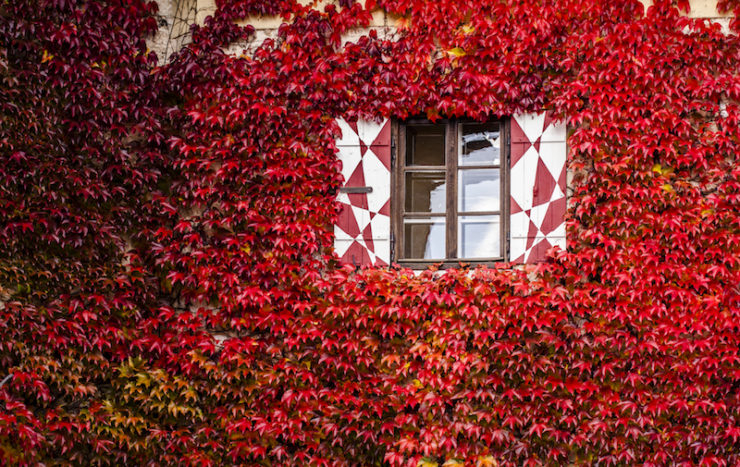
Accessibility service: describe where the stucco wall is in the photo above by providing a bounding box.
[148,0,204,62]
[177,0,737,60]
[152,0,734,64]
[196,0,732,29]
[187,0,734,54]
[640,0,731,18]
[194,0,392,28]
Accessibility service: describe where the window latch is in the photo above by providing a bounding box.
[389,232,395,263]
[339,186,373,194]
[391,138,396,166]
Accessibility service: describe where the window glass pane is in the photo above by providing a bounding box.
[405,171,446,213]
[458,215,500,258]
[404,218,445,259]
[458,168,500,212]
[459,122,500,166]
[406,124,446,166]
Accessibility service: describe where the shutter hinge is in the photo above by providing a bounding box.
[391,138,396,166]
[389,232,395,264]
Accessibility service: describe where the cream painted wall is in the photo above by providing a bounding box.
[196,0,732,29]
[195,0,217,25]
[190,0,734,57]
[640,0,731,18]
[195,0,392,29]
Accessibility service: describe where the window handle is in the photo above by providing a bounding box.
[339,187,373,194]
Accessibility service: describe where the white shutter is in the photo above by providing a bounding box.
[510,112,567,263]
[334,118,391,266]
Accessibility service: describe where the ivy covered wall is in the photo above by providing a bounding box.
[2,0,740,465]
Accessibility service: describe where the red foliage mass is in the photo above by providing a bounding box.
[1,0,740,464]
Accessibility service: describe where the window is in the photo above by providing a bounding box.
[392,118,509,266]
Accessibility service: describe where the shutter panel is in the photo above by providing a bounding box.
[510,112,567,263]
[334,118,391,266]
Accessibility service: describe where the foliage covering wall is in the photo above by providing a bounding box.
[2,0,740,464]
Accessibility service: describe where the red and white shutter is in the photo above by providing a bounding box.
[509,112,567,263]
[333,118,392,267]
[333,114,567,267]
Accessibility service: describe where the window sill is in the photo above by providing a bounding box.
[396,259,506,270]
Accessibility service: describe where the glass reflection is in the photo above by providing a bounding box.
[458,215,500,258]
[405,172,446,213]
[458,169,500,212]
[404,218,445,259]
[459,123,500,166]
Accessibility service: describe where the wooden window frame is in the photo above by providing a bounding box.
[391,117,510,268]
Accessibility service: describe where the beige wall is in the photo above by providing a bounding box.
[195,0,217,25]
[640,0,731,18]
[190,0,733,57]
[195,0,400,30]
[196,0,732,29]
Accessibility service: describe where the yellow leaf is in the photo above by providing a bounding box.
[653,164,673,176]
[448,47,466,57]
[661,184,674,193]
[136,373,151,387]
[443,459,465,467]
[418,459,438,467]
[41,50,53,63]
[183,388,198,402]
[477,455,499,467]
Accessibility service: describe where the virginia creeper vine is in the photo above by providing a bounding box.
[1,0,740,464]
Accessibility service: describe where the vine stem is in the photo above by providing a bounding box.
[0,374,12,389]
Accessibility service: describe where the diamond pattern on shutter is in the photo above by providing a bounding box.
[334,118,391,266]
[510,112,567,264]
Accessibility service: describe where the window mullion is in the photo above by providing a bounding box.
[446,121,458,259]
[502,118,510,260]
[394,123,405,262]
